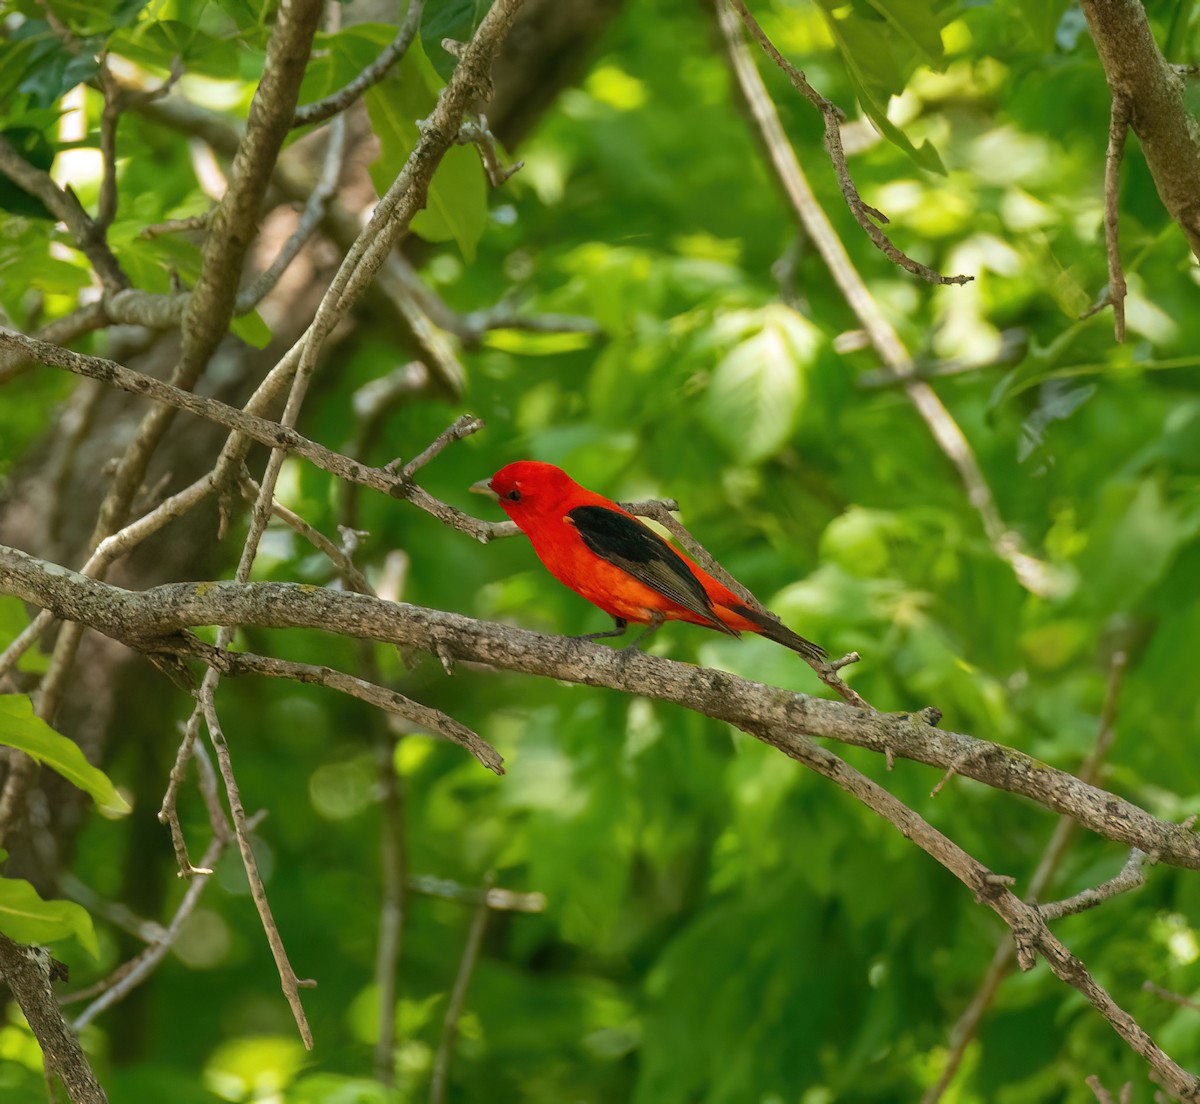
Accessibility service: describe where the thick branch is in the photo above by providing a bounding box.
[181,0,323,380]
[0,935,107,1104]
[3,546,1199,872]
[1081,0,1200,261]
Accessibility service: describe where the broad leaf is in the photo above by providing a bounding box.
[0,695,130,816]
[364,36,487,262]
[701,307,819,462]
[0,875,98,957]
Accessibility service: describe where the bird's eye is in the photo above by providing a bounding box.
[505,488,522,502]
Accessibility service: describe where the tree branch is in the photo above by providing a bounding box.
[3,545,1199,873]
[724,0,971,286]
[1081,0,1200,261]
[716,0,1061,599]
[429,873,492,1104]
[292,0,426,128]
[0,935,107,1104]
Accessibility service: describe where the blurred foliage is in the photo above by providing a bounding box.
[2,0,1200,1101]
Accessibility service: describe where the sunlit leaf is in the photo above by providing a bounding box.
[702,307,819,462]
[0,695,130,816]
[0,875,98,957]
[364,36,487,262]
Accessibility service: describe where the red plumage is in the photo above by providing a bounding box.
[473,461,825,664]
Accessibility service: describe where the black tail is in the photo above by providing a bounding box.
[728,602,827,666]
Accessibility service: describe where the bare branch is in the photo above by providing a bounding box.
[5,546,1200,874]
[429,873,492,1104]
[1039,849,1148,922]
[396,414,487,479]
[0,935,107,1104]
[96,65,120,230]
[235,113,348,313]
[198,687,316,1047]
[178,0,323,384]
[922,648,1131,1104]
[70,833,227,1029]
[1144,982,1200,1013]
[455,114,523,185]
[723,0,971,286]
[0,302,110,386]
[0,137,127,292]
[1105,94,1131,342]
[139,213,212,239]
[716,0,1059,598]
[744,722,1200,1102]
[408,874,546,913]
[374,736,407,1086]
[1080,0,1200,261]
[292,0,426,128]
[193,643,504,774]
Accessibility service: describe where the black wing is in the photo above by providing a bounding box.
[565,505,736,635]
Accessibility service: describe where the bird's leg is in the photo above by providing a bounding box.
[574,617,629,642]
[622,612,665,652]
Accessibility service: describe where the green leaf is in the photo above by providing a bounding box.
[110,20,245,80]
[420,0,485,82]
[0,696,130,816]
[862,0,946,67]
[231,308,272,349]
[701,307,819,462]
[1012,0,1073,51]
[364,36,487,262]
[0,875,98,957]
[814,0,946,173]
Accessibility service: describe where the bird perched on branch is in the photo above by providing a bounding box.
[471,460,826,664]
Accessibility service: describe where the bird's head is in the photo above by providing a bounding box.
[470,461,578,524]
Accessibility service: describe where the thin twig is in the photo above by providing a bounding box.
[292,0,426,128]
[1038,849,1147,922]
[455,115,523,185]
[397,414,487,479]
[724,0,971,286]
[1144,982,1200,1013]
[429,874,493,1104]
[157,711,215,876]
[1086,1075,1133,1104]
[191,643,504,774]
[199,687,316,1047]
[409,874,545,912]
[235,112,348,313]
[240,475,373,594]
[140,213,212,239]
[716,0,1058,598]
[374,735,407,1086]
[96,64,120,230]
[1105,93,1131,342]
[69,832,228,1028]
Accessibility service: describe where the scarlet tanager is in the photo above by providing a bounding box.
[471,461,826,664]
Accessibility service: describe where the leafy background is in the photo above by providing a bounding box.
[2,0,1200,1101]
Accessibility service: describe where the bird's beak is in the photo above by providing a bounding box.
[469,477,498,501]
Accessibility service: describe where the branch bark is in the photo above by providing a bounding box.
[0,935,107,1104]
[3,544,1199,873]
[1081,0,1200,261]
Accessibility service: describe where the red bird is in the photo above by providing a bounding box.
[471,461,826,664]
